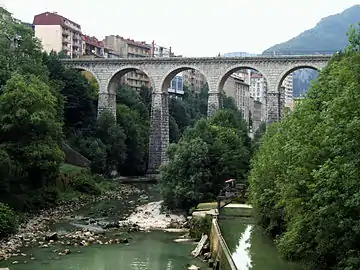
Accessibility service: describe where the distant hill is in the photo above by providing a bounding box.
[262,5,360,96]
[263,5,360,55]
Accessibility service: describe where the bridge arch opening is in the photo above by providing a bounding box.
[107,67,153,95]
[277,65,320,113]
[218,66,269,134]
[161,66,209,95]
[160,66,209,143]
[73,67,100,93]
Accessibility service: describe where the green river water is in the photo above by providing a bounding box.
[219,212,303,270]
[0,183,303,269]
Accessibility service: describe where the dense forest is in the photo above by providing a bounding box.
[249,24,360,269]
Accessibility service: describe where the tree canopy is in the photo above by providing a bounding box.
[249,23,360,269]
[160,109,250,210]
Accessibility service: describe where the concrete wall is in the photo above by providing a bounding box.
[210,218,237,270]
[35,25,62,53]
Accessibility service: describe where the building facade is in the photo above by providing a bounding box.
[223,73,252,123]
[80,35,120,59]
[283,73,294,108]
[168,75,184,98]
[33,12,82,58]
[81,35,104,58]
[104,35,151,90]
[182,69,206,92]
[252,100,264,133]
[151,41,173,57]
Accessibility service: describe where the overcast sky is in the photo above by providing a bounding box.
[1,0,359,57]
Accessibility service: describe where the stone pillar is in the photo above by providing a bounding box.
[97,93,116,119]
[148,92,169,173]
[207,92,220,117]
[266,92,280,123]
[279,86,286,119]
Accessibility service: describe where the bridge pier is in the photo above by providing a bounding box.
[266,92,281,123]
[148,92,169,173]
[208,92,220,117]
[98,92,117,119]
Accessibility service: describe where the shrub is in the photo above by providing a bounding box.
[70,173,101,195]
[0,203,19,238]
[189,215,212,239]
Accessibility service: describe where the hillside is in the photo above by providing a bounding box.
[263,5,360,55]
[263,5,360,97]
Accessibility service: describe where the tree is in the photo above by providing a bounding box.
[0,7,48,89]
[0,73,64,208]
[249,25,360,269]
[42,52,98,136]
[116,104,148,175]
[96,111,127,175]
[160,109,250,210]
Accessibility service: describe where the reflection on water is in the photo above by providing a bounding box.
[219,215,303,270]
[0,231,208,270]
[232,224,253,270]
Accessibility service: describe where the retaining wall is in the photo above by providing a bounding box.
[210,218,237,270]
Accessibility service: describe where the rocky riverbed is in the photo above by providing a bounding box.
[120,200,187,230]
[0,184,188,263]
[0,184,141,261]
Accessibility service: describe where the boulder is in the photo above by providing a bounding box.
[45,232,58,241]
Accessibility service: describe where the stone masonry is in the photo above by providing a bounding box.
[62,55,330,172]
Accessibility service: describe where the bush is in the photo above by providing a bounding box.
[189,215,212,239]
[0,203,19,238]
[69,173,101,195]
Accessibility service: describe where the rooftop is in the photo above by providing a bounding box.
[33,12,81,32]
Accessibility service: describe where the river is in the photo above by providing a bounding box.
[0,183,208,270]
[219,214,303,270]
[0,183,304,270]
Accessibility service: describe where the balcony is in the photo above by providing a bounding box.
[62,36,70,44]
[62,28,70,36]
[73,35,81,41]
[72,42,81,48]
[64,21,81,33]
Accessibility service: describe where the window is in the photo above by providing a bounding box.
[177,79,182,90]
[171,79,176,90]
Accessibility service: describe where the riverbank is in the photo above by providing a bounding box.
[0,183,142,261]
[0,182,209,270]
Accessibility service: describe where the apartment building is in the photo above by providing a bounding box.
[151,41,174,57]
[81,35,104,58]
[282,73,294,108]
[168,75,184,98]
[104,35,151,90]
[33,12,82,58]
[182,69,206,92]
[79,35,119,59]
[252,100,264,132]
[223,73,252,123]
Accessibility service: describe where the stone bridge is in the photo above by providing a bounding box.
[61,55,331,172]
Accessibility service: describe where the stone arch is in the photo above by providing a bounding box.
[73,66,100,85]
[217,65,269,92]
[107,66,155,94]
[160,66,208,93]
[275,63,323,91]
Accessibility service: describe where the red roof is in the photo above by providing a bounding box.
[33,12,81,33]
[82,34,104,48]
